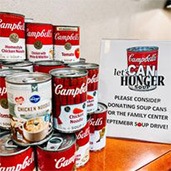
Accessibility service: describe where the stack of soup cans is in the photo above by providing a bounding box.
[0,11,108,171]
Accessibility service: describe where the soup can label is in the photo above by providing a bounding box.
[127,46,158,91]
[69,63,99,113]
[37,132,76,171]
[5,72,53,145]
[90,102,107,151]
[50,68,87,133]
[0,69,29,130]
[0,12,26,61]
[26,23,53,62]
[0,132,36,171]
[75,118,90,168]
[54,26,80,63]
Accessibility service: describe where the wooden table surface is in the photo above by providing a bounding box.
[78,137,171,171]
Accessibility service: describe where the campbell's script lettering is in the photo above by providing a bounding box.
[55,33,79,42]
[55,83,87,98]
[27,29,52,39]
[0,19,24,31]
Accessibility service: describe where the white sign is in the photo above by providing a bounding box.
[99,39,171,144]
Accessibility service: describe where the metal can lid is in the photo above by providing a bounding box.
[38,132,76,152]
[5,72,51,84]
[0,12,25,18]
[34,60,64,66]
[2,61,33,67]
[127,46,158,52]
[95,102,108,114]
[69,63,99,70]
[0,69,29,77]
[50,68,87,78]
[0,132,28,156]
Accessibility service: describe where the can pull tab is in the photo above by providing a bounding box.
[5,139,18,149]
[46,137,63,151]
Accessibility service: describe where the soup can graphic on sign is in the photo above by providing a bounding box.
[33,60,66,73]
[0,69,29,130]
[53,25,80,63]
[37,132,76,171]
[26,23,53,62]
[127,46,158,91]
[0,132,36,171]
[5,72,53,146]
[2,60,33,72]
[50,68,88,133]
[69,63,99,113]
[90,102,107,151]
[75,117,90,168]
[0,12,26,61]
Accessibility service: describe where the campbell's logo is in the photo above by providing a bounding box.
[76,127,90,140]
[54,155,75,169]
[87,74,98,84]
[90,118,103,126]
[0,19,24,31]
[128,53,157,64]
[0,152,34,171]
[29,95,40,103]
[55,33,79,42]
[55,83,87,98]
[0,87,7,96]
[27,29,52,39]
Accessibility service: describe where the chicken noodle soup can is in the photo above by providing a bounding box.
[26,23,53,62]
[50,68,88,133]
[2,60,33,72]
[37,132,76,171]
[127,46,158,91]
[53,25,80,63]
[0,12,26,61]
[69,63,99,113]
[5,72,53,145]
[75,117,90,168]
[33,60,66,73]
[0,132,36,171]
[90,102,107,151]
[0,69,29,130]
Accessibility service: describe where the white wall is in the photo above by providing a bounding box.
[0,0,170,63]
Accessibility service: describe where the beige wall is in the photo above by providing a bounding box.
[0,0,170,63]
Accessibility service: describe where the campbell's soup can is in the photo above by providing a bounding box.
[2,60,33,72]
[53,25,80,63]
[37,132,76,171]
[0,12,26,61]
[127,46,158,91]
[69,63,99,113]
[75,117,90,168]
[26,23,53,62]
[33,60,66,73]
[0,69,29,130]
[90,102,107,151]
[50,68,88,133]
[5,72,53,146]
[0,132,36,171]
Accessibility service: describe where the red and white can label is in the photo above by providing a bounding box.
[53,26,80,63]
[0,12,26,61]
[37,133,76,171]
[26,23,53,62]
[69,63,99,113]
[0,77,9,129]
[127,46,158,91]
[51,68,87,133]
[90,103,107,151]
[75,119,90,168]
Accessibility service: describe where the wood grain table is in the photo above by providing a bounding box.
[78,137,171,171]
